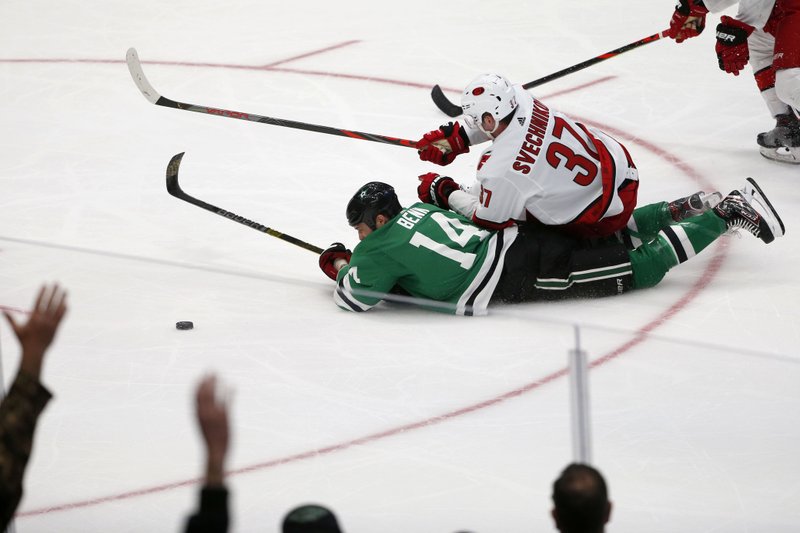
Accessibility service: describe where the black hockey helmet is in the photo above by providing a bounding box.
[346,181,402,229]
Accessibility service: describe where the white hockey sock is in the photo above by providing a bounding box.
[775,68,800,115]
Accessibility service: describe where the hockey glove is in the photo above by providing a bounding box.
[417,173,459,209]
[667,0,708,43]
[715,16,754,76]
[416,122,470,166]
[319,242,352,281]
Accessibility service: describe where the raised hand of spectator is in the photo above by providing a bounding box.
[195,375,230,487]
[3,284,68,379]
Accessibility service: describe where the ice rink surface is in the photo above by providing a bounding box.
[1,1,799,531]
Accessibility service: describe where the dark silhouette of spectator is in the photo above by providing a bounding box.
[282,503,343,532]
[0,283,68,528]
[551,463,612,533]
[184,375,231,533]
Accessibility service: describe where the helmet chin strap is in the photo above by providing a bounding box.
[480,105,518,138]
[478,117,499,138]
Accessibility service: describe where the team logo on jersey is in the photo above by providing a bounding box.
[477,150,492,171]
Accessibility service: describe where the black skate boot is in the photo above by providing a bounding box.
[758,109,800,164]
[757,110,800,148]
[668,191,723,222]
[713,178,785,244]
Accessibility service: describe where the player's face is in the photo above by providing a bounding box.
[353,222,373,241]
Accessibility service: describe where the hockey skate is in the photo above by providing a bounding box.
[757,110,800,165]
[713,178,785,244]
[757,111,800,148]
[668,191,723,222]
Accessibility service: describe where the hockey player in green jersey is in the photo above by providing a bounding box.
[318,180,784,316]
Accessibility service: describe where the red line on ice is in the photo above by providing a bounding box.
[260,40,361,67]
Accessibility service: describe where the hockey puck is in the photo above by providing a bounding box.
[176,321,194,330]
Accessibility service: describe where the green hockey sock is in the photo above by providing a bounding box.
[625,202,673,243]
[629,211,727,289]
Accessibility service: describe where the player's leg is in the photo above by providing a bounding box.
[772,0,800,111]
[762,0,800,163]
[627,210,726,289]
[750,29,794,149]
[495,180,783,301]
[492,225,635,303]
[629,179,784,289]
[620,192,722,248]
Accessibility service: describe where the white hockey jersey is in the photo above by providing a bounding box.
[702,0,776,29]
[447,85,639,233]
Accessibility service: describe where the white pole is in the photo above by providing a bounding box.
[568,325,592,464]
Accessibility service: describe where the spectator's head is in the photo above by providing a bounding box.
[282,504,342,533]
[551,463,611,533]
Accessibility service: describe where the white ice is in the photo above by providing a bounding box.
[1,1,799,532]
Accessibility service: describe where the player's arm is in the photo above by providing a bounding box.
[465,178,521,230]
[447,187,482,220]
[418,173,518,230]
[334,258,398,313]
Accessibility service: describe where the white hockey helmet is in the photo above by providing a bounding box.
[461,73,518,135]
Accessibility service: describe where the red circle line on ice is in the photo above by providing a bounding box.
[7,42,726,517]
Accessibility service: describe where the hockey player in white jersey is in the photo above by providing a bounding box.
[415,74,640,238]
[666,0,800,164]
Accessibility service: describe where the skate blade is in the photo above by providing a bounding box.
[745,177,786,239]
[759,146,800,165]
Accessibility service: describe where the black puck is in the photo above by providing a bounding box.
[176,321,194,330]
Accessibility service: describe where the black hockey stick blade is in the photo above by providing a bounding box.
[430,84,463,118]
[165,152,324,254]
[429,30,668,117]
[128,48,417,149]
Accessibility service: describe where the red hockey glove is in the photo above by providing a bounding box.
[715,16,755,76]
[319,242,351,281]
[667,0,709,43]
[417,173,459,209]
[416,122,470,166]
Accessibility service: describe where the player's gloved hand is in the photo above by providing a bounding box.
[667,0,709,43]
[417,173,459,209]
[715,16,755,75]
[416,122,470,166]
[319,242,352,281]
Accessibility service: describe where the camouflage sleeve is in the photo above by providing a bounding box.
[0,371,52,527]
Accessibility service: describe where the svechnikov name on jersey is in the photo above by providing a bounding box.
[512,99,551,176]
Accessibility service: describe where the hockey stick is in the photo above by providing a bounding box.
[128,48,417,149]
[430,30,669,117]
[166,152,324,254]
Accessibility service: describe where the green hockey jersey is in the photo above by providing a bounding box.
[334,202,518,316]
